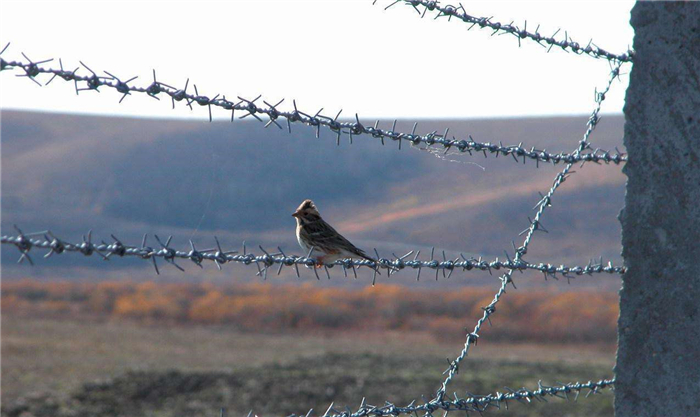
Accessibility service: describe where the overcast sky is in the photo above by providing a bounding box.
[1,0,635,120]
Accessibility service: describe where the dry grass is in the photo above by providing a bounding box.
[1,280,618,416]
[2,281,618,343]
[2,315,615,417]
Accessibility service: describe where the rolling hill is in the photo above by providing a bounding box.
[1,110,626,289]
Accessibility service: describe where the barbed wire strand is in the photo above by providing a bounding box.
[433,60,625,403]
[1,227,625,282]
[291,378,614,417]
[0,44,628,167]
[381,0,634,63]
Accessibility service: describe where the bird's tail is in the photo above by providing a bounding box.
[360,254,399,276]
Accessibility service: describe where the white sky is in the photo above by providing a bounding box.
[0,0,635,120]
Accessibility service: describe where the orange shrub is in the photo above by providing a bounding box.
[1,280,619,343]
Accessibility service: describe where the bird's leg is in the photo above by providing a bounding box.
[315,255,325,269]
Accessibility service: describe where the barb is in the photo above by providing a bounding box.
[291,378,614,417]
[434,60,626,401]
[0,46,627,167]
[382,1,634,63]
[1,231,624,279]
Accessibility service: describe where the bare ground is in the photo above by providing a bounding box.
[1,315,616,417]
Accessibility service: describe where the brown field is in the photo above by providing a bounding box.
[1,281,618,416]
[1,280,618,343]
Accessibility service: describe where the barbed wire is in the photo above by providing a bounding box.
[0,44,628,167]
[294,378,614,417]
[434,59,626,402]
[381,0,634,63]
[1,228,624,283]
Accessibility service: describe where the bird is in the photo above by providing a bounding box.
[292,199,376,268]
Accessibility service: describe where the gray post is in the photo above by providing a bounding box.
[616,2,700,416]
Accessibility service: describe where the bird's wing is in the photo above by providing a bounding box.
[303,219,372,260]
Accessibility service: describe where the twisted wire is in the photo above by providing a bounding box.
[300,378,614,417]
[434,60,626,401]
[383,0,634,63]
[1,230,624,282]
[0,45,628,167]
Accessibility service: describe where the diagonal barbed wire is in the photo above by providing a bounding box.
[1,228,624,283]
[433,60,626,402]
[381,0,634,63]
[292,378,614,417]
[0,44,628,167]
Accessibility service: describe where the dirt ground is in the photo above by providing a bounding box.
[1,315,616,417]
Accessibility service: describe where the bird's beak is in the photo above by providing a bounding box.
[292,212,300,218]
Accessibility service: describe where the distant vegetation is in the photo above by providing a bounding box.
[2,280,617,343]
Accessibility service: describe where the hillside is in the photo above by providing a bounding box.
[1,110,626,289]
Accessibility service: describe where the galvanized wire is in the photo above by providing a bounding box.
[1,228,624,283]
[434,60,626,402]
[382,0,634,63]
[0,44,628,167]
[298,378,614,417]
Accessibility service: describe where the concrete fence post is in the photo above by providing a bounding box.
[616,2,700,416]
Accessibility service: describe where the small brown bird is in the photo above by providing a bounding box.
[293,199,375,267]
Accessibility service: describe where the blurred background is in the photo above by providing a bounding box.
[1,1,633,416]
